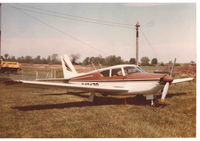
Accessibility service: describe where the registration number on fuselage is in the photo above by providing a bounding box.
[82,82,99,86]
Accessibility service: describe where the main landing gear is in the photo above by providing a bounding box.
[88,92,95,102]
[88,93,158,106]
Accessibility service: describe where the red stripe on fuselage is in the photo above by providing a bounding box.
[70,72,166,82]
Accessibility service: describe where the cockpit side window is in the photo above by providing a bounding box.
[100,70,110,77]
[111,68,123,76]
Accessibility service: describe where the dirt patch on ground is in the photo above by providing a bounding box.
[22,63,62,69]
[74,65,95,73]
[21,63,97,72]
[163,64,196,77]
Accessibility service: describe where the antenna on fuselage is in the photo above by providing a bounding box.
[135,22,140,66]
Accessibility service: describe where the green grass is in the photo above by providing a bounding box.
[0,65,196,138]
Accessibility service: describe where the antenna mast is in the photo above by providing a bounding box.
[135,22,140,65]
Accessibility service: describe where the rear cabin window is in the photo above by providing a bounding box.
[100,70,110,77]
[111,68,123,76]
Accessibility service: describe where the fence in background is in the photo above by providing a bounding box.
[6,69,63,80]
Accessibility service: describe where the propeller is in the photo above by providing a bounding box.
[161,58,176,103]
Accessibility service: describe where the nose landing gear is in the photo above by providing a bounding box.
[146,94,158,107]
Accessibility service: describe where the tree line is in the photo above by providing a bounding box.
[1,53,187,66]
[1,53,60,64]
[82,55,158,66]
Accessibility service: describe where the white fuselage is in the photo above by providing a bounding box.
[69,80,164,96]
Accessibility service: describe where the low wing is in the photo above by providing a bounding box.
[36,78,68,82]
[14,80,128,93]
[36,78,67,81]
[172,78,194,84]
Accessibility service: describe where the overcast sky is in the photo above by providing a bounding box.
[1,3,196,63]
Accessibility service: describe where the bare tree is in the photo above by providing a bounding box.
[51,54,58,64]
[70,54,80,64]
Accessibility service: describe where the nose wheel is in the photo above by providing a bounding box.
[151,98,159,107]
[146,95,158,107]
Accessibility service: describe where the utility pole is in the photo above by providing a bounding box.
[135,22,140,65]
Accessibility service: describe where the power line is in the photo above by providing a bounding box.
[21,4,133,27]
[7,4,133,29]
[139,28,160,59]
[6,4,112,56]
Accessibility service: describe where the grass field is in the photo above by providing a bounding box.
[0,64,196,138]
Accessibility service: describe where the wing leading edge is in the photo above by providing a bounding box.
[15,80,128,93]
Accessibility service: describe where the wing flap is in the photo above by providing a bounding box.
[15,80,128,93]
[172,78,194,84]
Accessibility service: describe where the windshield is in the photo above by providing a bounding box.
[136,66,145,72]
[124,66,145,75]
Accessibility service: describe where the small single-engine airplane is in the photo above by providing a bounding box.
[14,55,193,106]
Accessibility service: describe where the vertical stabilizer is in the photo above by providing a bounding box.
[61,55,78,79]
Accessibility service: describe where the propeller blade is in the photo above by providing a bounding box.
[160,58,176,103]
[161,82,169,103]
